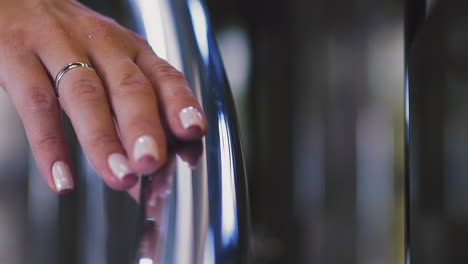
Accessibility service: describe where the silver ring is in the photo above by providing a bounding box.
[54,62,95,97]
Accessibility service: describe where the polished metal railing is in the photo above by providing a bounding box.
[28,0,250,263]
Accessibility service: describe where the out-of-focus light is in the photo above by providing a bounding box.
[217,25,251,97]
[0,89,27,184]
[139,258,153,264]
[426,0,437,16]
[134,0,167,58]
[189,0,209,62]
[218,113,238,247]
[203,229,215,264]
[405,74,409,131]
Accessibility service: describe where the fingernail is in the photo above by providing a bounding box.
[52,161,74,193]
[133,135,160,162]
[108,153,134,180]
[179,106,205,130]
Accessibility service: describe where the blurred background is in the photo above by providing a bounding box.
[208,0,405,263]
[0,0,409,263]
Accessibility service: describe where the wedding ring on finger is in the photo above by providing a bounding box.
[54,62,96,97]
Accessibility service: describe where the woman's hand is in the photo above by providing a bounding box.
[0,0,207,193]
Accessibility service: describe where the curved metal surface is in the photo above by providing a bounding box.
[405,1,440,264]
[405,1,430,263]
[28,0,250,263]
[405,1,468,264]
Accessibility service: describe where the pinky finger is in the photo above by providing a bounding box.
[3,55,74,193]
[135,47,208,141]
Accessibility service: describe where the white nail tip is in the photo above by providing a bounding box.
[108,153,133,180]
[52,161,73,192]
[133,135,159,162]
[179,106,204,130]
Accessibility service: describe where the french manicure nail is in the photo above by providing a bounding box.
[179,106,205,130]
[52,161,73,192]
[108,153,133,180]
[133,135,160,162]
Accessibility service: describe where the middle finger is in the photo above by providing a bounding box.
[91,55,167,175]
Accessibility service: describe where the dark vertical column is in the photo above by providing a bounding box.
[405,1,468,263]
[246,1,297,263]
[405,1,428,263]
[205,0,298,263]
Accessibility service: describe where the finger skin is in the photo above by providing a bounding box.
[60,69,138,189]
[135,47,208,141]
[0,52,72,193]
[90,54,167,175]
[35,37,137,190]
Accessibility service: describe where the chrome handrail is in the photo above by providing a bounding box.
[405,1,433,263]
[28,0,250,263]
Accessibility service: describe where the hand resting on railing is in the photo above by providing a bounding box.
[0,0,207,193]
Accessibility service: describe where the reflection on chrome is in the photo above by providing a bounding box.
[132,0,167,58]
[203,229,216,264]
[133,0,250,262]
[139,258,153,264]
[188,0,210,63]
[172,156,195,263]
[405,69,409,135]
[218,113,239,247]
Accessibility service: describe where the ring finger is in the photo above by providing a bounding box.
[35,38,137,190]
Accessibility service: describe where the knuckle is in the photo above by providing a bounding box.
[110,72,153,98]
[3,27,24,40]
[88,132,120,149]
[101,16,118,25]
[129,118,156,134]
[151,62,186,82]
[134,34,149,46]
[1,27,27,51]
[25,86,57,114]
[40,15,62,31]
[165,86,194,97]
[86,16,115,38]
[68,78,103,102]
[36,134,64,149]
[86,16,108,28]
[127,29,147,44]
[120,71,149,89]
